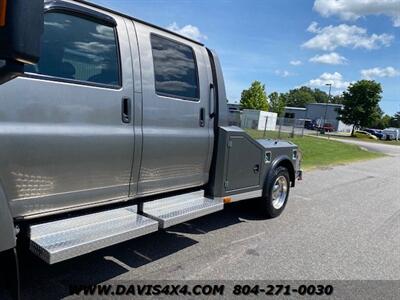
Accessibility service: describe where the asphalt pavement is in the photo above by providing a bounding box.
[17,140,400,299]
[322,136,400,156]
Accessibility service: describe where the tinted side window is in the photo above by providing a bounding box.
[25,12,120,86]
[151,34,199,100]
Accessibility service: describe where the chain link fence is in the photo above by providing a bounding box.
[229,111,344,139]
[275,117,306,138]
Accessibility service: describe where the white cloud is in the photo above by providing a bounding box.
[74,41,114,54]
[290,60,302,66]
[307,22,320,33]
[303,22,393,51]
[166,22,207,41]
[361,66,400,79]
[314,0,400,27]
[305,72,352,89]
[309,52,348,65]
[275,70,295,77]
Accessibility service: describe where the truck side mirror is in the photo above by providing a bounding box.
[0,0,44,84]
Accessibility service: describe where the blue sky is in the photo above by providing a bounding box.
[93,0,400,115]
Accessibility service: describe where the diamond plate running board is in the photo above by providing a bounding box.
[29,206,158,264]
[143,190,224,229]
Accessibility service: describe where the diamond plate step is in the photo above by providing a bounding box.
[29,206,158,264]
[143,190,223,229]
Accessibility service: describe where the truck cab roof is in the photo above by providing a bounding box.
[56,0,205,47]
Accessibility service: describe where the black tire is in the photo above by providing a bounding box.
[261,166,290,218]
[0,249,19,300]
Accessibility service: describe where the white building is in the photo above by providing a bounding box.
[241,109,277,131]
[337,121,353,133]
[284,103,354,132]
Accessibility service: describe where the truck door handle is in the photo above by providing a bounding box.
[253,164,260,174]
[199,108,205,127]
[121,98,131,123]
[209,83,215,118]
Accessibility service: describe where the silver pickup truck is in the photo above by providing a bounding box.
[0,0,301,298]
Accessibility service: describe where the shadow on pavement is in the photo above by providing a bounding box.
[18,200,268,299]
[167,200,268,235]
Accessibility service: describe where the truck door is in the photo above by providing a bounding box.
[0,7,135,217]
[134,23,214,196]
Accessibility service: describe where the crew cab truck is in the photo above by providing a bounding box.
[0,0,301,298]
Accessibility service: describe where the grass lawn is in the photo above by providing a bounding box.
[246,129,385,170]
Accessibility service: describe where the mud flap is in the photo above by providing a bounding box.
[0,248,20,300]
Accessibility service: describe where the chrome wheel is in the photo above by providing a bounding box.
[271,175,288,210]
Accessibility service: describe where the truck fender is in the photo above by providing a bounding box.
[264,156,296,191]
[0,182,16,252]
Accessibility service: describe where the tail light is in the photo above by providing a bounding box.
[0,0,6,27]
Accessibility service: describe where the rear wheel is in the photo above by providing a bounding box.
[260,166,290,218]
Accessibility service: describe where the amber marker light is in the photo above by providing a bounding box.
[0,0,6,27]
[223,197,232,204]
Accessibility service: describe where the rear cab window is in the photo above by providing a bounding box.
[25,12,121,87]
[151,34,199,101]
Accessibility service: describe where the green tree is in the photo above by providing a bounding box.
[337,80,383,135]
[369,107,390,129]
[268,92,286,116]
[286,86,315,107]
[283,86,333,107]
[389,111,400,128]
[331,94,344,104]
[313,88,330,103]
[240,81,269,111]
[380,115,392,129]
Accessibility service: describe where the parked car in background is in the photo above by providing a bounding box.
[382,128,399,141]
[304,119,317,130]
[321,123,335,133]
[354,130,378,140]
[365,129,386,140]
[322,123,335,132]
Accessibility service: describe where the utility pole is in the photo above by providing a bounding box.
[323,83,332,133]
